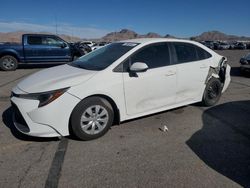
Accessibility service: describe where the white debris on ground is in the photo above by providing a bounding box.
[159,125,169,132]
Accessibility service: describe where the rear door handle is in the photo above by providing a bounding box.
[200,65,208,69]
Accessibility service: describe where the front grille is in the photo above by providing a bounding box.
[11,102,30,133]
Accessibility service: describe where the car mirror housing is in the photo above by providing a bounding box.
[130,62,148,72]
[60,43,67,48]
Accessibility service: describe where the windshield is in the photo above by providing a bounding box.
[70,42,139,71]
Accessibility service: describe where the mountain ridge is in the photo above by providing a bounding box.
[0,29,250,43]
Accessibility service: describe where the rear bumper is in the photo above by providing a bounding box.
[222,65,231,93]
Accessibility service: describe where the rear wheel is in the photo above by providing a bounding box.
[70,97,114,140]
[0,55,18,71]
[202,78,222,106]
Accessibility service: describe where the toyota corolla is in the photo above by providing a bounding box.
[10,38,231,140]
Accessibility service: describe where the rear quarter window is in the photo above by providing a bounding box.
[173,42,212,64]
[27,36,42,45]
[196,46,212,60]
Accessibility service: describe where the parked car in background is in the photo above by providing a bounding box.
[73,42,92,56]
[246,43,250,49]
[200,41,214,49]
[11,38,231,140]
[240,53,250,74]
[81,41,96,47]
[234,42,247,50]
[214,42,230,50]
[220,42,230,50]
[91,42,109,50]
[0,34,86,71]
[228,41,236,49]
[213,42,219,50]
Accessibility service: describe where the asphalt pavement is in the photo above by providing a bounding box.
[0,50,250,188]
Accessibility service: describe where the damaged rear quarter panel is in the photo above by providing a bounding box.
[205,56,231,93]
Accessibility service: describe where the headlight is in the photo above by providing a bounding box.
[13,88,69,107]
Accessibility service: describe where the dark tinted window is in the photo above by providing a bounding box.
[174,43,197,63]
[174,42,211,63]
[196,46,212,60]
[42,37,64,46]
[27,36,42,45]
[130,43,170,69]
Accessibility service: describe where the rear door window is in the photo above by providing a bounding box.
[27,36,42,45]
[173,43,197,63]
[173,42,212,64]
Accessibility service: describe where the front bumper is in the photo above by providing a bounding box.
[10,88,80,137]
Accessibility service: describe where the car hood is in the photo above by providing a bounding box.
[17,64,97,93]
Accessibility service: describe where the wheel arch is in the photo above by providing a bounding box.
[68,94,121,135]
[205,56,228,84]
[0,51,20,62]
[87,94,120,125]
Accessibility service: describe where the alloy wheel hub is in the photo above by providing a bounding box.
[80,105,109,135]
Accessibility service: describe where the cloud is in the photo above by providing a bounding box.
[0,21,110,38]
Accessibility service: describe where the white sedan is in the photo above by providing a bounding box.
[11,38,231,140]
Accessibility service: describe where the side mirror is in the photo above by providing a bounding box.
[60,42,67,48]
[130,62,148,72]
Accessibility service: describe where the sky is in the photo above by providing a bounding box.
[0,0,250,38]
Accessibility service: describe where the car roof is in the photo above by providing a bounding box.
[118,37,217,57]
[24,34,58,37]
[120,38,195,44]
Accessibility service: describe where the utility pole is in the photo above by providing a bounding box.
[55,15,58,35]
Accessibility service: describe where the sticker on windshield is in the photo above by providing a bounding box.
[122,43,138,47]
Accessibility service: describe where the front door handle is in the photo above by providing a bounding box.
[165,71,176,76]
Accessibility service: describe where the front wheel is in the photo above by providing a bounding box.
[70,97,114,140]
[202,78,222,106]
[0,55,18,71]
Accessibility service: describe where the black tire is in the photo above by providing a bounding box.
[0,55,18,71]
[202,78,222,106]
[70,97,114,140]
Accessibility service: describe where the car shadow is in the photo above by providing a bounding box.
[67,105,187,141]
[230,66,250,78]
[2,107,59,142]
[186,101,250,187]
